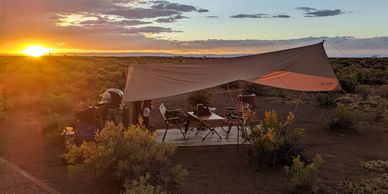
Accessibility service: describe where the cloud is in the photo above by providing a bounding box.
[170,36,388,57]
[198,9,209,13]
[103,7,181,19]
[231,13,290,19]
[230,14,268,18]
[305,9,344,17]
[206,16,219,18]
[296,7,317,12]
[123,26,178,34]
[296,7,345,17]
[272,15,291,18]
[155,14,188,23]
[151,1,208,13]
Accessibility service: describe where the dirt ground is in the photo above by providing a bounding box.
[0,90,387,194]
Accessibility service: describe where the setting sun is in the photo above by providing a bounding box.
[22,45,53,57]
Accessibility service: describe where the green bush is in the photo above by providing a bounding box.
[188,90,212,108]
[246,110,306,167]
[355,84,371,99]
[343,174,388,194]
[123,174,167,194]
[40,93,74,114]
[40,113,70,145]
[285,155,324,194]
[62,123,187,192]
[375,85,388,98]
[373,99,388,123]
[40,113,68,133]
[315,92,338,107]
[329,104,361,131]
[339,74,359,93]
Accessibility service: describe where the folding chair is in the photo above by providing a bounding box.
[159,103,188,142]
[224,107,245,139]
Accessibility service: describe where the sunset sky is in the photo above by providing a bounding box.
[1,0,388,56]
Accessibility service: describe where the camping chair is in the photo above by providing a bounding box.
[224,106,245,138]
[159,103,189,142]
[224,102,249,145]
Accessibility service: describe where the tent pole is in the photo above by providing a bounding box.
[292,92,304,115]
[238,80,244,147]
[226,83,235,107]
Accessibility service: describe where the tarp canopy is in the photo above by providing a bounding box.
[123,42,340,102]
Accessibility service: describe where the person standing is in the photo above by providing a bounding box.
[142,100,153,128]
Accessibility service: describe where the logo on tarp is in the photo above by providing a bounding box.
[321,82,334,85]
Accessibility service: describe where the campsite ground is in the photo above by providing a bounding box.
[0,90,387,194]
[0,57,387,193]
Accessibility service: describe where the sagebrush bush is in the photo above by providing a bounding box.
[339,74,359,93]
[63,123,187,192]
[315,92,338,107]
[362,160,388,172]
[329,104,361,131]
[343,174,388,194]
[355,84,371,99]
[40,113,70,145]
[246,110,306,167]
[40,113,68,133]
[285,155,324,194]
[376,85,388,98]
[40,93,74,114]
[188,90,212,108]
[123,174,167,194]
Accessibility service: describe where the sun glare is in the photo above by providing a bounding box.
[22,45,53,57]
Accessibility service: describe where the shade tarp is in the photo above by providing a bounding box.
[123,42,340,102]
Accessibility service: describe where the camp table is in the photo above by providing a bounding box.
[187,111,225,140]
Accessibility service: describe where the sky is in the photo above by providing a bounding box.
[0,0,388,57]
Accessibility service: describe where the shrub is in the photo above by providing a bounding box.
[62,123,187,192]
[355,84,371,99]
[329,104,361,131]
[188,90,212,108]
[372,99,388,123]
[339,74,359,93]
[342,174,388,194]
[40,93,74,114]
[375,85,388,98]
[285,155,324,194]
[362,160,388,172]
[40,113,67,132]
[246,110,306,167]
[123,174,167,194]
[315,92,338,107]
[40,113,70,145]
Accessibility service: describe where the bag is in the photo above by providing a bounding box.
[194,104,211,116]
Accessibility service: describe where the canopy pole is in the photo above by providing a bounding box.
[292,92,304,115]
[226,83,235,107]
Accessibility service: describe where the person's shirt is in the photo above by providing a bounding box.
[143,107,151,118]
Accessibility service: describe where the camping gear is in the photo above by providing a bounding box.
[98,88,124,125]
[74,122,98,146]
[194,104,211,117]
[159,103,189,142]
[187,111,225,140]
[123,42,340,103]
[99,88,124,107]
[72,106,104,145]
